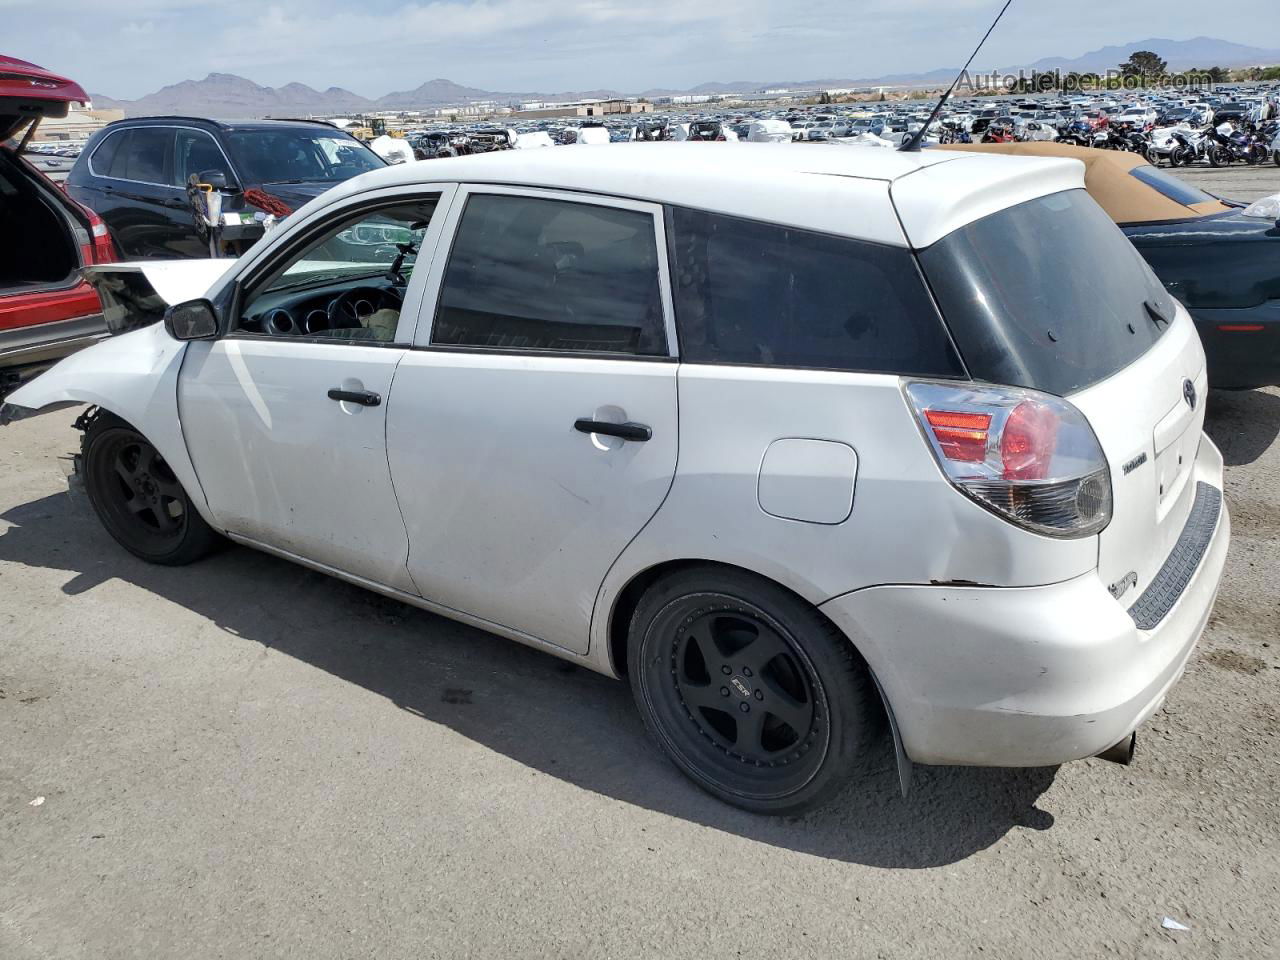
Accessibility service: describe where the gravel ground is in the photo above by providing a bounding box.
[2,389,1278,959]
[1171,162,1280,202]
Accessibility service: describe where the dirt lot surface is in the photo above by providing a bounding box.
[1,386,1277,959]
[2,161,1279,959]
[1174,161,1280,202]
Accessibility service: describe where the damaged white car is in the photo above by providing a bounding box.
[2,144,1229,813]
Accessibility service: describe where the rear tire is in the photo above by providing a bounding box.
[627,565,878,814]
[82,412,221,565]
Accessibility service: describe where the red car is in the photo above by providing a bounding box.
[1,56,117,397]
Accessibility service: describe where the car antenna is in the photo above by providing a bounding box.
[899,0,1015,152]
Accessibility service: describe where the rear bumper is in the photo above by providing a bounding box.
[1192,300,1280,390]
[0,312,106,396]
[820,436,1230,767]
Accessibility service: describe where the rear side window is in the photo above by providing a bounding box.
[433,194,667,356]
[1128,166,1215,208]
[667,207,964,375]
[920,190,1176,397]
[97,127,173,184]
[89,131,123,176]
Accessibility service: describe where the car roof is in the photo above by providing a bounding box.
[308,142,1085,249]
[101,116,339,132]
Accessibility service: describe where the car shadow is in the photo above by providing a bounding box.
[0,490,1057,868]
[1205,387,1280,467]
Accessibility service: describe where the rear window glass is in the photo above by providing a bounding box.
[1128,166,1216,208]
[667,207,964,376]
[920,189,1176,397]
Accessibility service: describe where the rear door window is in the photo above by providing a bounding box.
[920,189,1176,396]
[432,193,668,356]
[102,127,173,185]
[667,207,964,376]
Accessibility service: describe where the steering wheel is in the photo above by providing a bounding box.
[326,285,401,329]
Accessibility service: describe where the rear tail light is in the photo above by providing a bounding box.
[68,198,117,265]
[905,381,1112,538]
[87,214,117,264]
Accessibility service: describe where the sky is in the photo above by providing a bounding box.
[5,0,1278,99]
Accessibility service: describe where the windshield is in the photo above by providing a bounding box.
[920,190,1176,397]
[225,129,384,185]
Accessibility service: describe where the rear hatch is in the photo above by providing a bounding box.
[919,187,1209,603]
[0,56,89,144]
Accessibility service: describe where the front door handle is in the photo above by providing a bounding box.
[328,388,381,407]
[574,418,651,442]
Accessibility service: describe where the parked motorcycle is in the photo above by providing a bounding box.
[981,122,1016,144]
[1205,122,1269,167]
[1055,118,1092,147]
[1168,128,1208,167]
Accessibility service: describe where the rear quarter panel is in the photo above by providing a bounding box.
[588,366,1098,672]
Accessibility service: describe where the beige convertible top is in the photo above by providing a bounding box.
[939,142,1232,224]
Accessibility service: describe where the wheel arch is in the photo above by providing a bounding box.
[605,557,913,796]
[1,324,214,525]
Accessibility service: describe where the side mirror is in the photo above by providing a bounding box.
[164,299,219,341]
[197,168,236,192]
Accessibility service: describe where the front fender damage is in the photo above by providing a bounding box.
[2,323,214,525]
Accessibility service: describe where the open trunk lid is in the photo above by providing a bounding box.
[0,56,89,145]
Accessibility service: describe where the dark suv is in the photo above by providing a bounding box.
[65,117,386,259]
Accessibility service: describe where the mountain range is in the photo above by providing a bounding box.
[90,36,1280,118]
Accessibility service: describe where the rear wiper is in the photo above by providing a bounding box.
[1144,299,1173,327]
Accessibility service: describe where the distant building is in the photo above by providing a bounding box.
[512,100,652,120]
[30,102,124,142]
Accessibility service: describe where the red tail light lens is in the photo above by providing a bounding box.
[1000,401,1058,480]
[924,410,991,462]
[905,381,1112,539]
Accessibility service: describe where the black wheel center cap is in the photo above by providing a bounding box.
[729,676,752,699]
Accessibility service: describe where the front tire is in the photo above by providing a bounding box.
[82,412,221,565]
[627,566,877,814]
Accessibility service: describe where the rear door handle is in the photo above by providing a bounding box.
[574,418,651,442]
[328,388,381,407]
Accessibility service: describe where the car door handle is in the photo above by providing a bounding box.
[574,418,651,442]
[328,388,381,407]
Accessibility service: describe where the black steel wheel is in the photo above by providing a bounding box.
[628,565,877,814]
[82,412,220,565]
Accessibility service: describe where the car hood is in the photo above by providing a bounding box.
[247,180,340,212]
[0,55,89,143]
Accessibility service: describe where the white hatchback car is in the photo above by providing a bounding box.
[2,144,1229,813]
